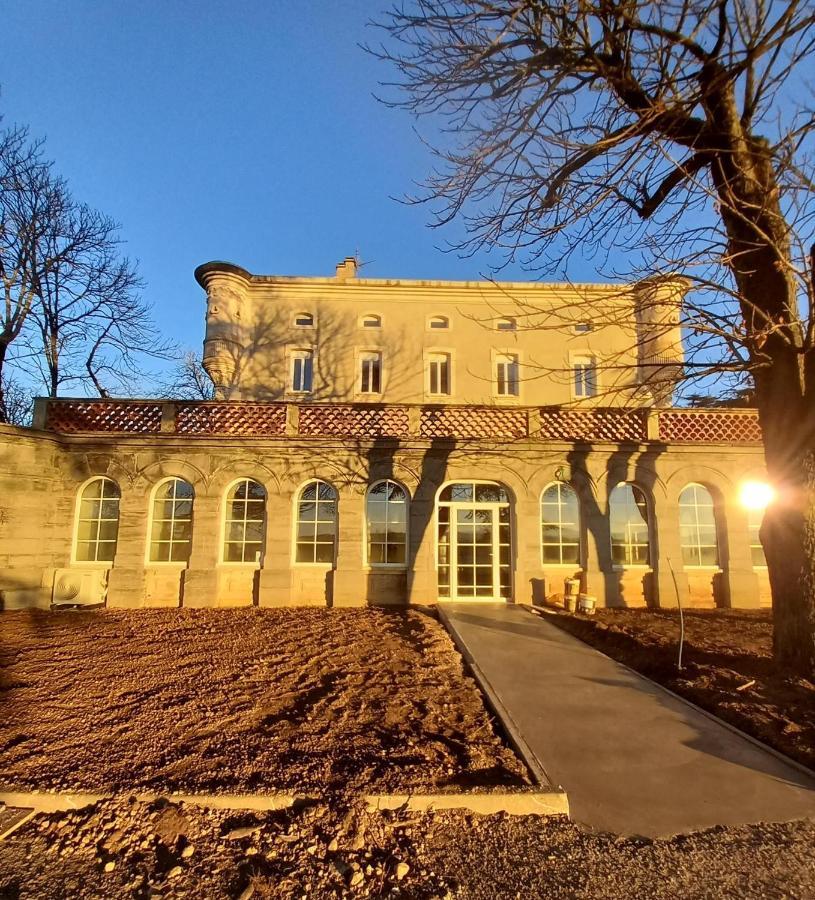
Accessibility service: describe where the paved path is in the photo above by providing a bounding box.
[438,602,815,838]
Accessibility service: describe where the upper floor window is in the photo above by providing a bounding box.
[574,322,593,333]
[495,317,517,332]
[361,314,381,328]
[747,507,767,567]
[573,357,597,398]
[149,478,194,563]
[428,315,449,330]
[679,484,719,567]
[495,353,519,396]
[74,477,121,563]
[609,483,650,566]
[427,352,451,396]
[296,480,337,564]
[366,480,408,566]
[294,312,314,327]
[541,482,581,565]
[289,349,313,393]
[359,351,382,394]
[223,478,266,564]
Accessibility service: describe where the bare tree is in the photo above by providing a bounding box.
[0,125,61,417]
[155,350,215,400]
[0,372,31,425]
[1,120,173,405]
[372,1,815,673]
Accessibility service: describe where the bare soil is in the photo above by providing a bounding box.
[544,607,815,771]
[1,796,813,899]
[0,608,528,794]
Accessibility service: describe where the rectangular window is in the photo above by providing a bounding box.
[427,353,451,395]
[573,358,597,398]
[496,354,519,396]
[360,352,382,394]
[290,350,313,393]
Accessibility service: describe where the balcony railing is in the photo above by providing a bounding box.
[31,398,763,445]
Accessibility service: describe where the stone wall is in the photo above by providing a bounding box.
[0,421,771,611]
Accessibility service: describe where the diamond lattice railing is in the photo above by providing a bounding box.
[420,406,528,440]
[44,401,163,434]
[658,410,763,443]
[175,402,287,436]
[297,405,411,438]
[537,408,648,442]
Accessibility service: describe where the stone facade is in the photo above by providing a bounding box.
[0,261,772,612]
[0,403,770,611]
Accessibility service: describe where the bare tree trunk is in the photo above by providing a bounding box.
[0,340,8,423]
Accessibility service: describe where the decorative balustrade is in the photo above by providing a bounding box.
[658,409,762,443]
[34,398,764,445]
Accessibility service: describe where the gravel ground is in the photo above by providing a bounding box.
[545,607,815,771]
[0,797,813,899]
[0,608,528,794]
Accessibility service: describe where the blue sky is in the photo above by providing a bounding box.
[3,0,596,359]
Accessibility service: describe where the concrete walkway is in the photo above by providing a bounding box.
[438,602,815,838]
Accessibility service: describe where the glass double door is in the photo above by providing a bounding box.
[438,492,511,600]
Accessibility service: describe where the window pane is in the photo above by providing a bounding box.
[151,542,171,562]
[96,541,117,563]
[314,543,334,563]
[296,543,314,563]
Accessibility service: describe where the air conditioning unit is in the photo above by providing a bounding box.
[52,568,109,607]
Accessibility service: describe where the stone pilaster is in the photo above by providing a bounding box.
[651,489,689,609]
[258,490,293,607]
[331,488,366,607]
[720,503,761,608]
[181,493,220,607]
[107,486,149,609]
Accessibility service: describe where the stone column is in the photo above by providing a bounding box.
[107,485,149,609]
[720,502,761,608]
[181,493,220,607]
[331,486,366,607]
[257,488,293,607]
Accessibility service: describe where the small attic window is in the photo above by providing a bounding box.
[361,314,381,328]
[294,312,314,327]
[428,315,449,330]
[496,317,517,332]
[574,322,593,333]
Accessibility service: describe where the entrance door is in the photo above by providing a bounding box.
[437,482,511,600]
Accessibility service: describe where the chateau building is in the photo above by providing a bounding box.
[0,258,771,611]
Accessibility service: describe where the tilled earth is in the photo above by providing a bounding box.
[545,607,815,771]
[1,796,814,899]
[0,608,527,794]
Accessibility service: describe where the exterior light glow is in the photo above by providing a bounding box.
[739,480,775,511]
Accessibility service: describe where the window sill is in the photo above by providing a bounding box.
[611,565,652,572]
[145,562,188,568]
[70,560,115,568]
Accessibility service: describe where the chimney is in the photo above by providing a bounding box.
[335,256,358,280]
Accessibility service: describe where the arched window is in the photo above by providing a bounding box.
[361,313,381,328]
[495,317,517,331]
[609,483,650,566]
[679,484,718,567]
[428,315,449,330]
[541,482,580,565]
[295,480,337,563]
[223,479,266,563]
[149,479,194,563]
[747,507,767,567]
[367,480,408,566]
[74,477,121,563]
[294,312,314,327]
